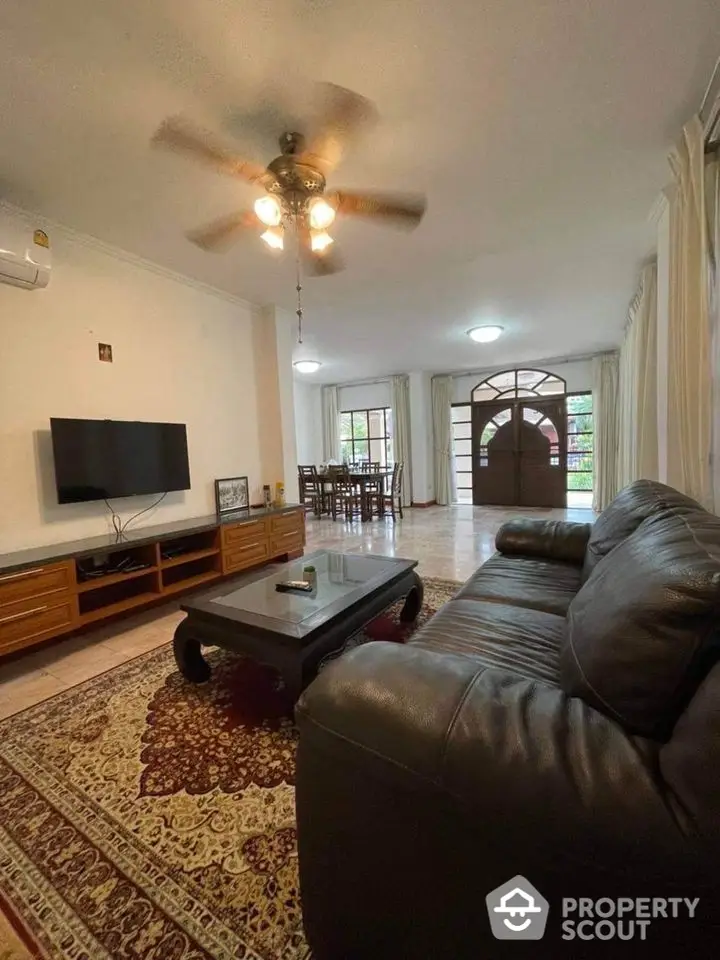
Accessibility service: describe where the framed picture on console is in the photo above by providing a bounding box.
[215,476,249,516]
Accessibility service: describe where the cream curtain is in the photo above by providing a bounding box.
[666,117,713,508]
[431,375,453,506]
[707,148,720,508]
[321,385,339,462]
[617,262,658,489]
[592,354,619,511]
[390,375,412,506]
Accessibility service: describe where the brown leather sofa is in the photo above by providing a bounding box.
[295,481,720,957]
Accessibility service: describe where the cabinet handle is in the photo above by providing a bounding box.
[235,541,263,551]
[279,530,298,539]
[0,605,48,624]
[0,568,44,583]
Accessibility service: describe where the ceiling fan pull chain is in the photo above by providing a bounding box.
[295,228,304,344]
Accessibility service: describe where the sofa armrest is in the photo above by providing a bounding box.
[495,517,591,563]
[296,643,713,959]
[297,642,688,865]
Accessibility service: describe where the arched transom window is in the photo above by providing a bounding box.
[472,368,566,403]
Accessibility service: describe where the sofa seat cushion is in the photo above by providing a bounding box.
[561,509,720,741]
[457,554,582,616]
[582,479,702,582]
[410,598,564,685]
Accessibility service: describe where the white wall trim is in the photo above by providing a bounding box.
[0,199,257,309]
[436,349,616,381]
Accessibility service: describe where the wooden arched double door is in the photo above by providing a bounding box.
[471,398,566,507]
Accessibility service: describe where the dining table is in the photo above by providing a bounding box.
[318,468,394,521]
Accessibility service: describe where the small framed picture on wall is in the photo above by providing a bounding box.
[215,476,249,516]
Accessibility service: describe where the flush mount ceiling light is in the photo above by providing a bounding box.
[468,325,504,343]
[294,360,322,374]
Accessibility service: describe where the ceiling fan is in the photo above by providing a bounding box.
[151,83,426,276]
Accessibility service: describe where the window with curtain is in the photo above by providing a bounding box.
[339,408,393,465]
[567,392,594,507]
[451,404,471,502]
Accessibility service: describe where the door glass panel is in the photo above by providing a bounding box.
[471,385,497,402]
[453,438,471,456]
[568,413,593,433]
[452,404,471,422]
[453,421,471,439]
[480,422,498,446]
[539,419,559,444]
[455,455,472,471]
[517,370,545,389]
[522,408,544,424]
[536,377,564,395]
[488,370,516,391]
[493,408,512,425]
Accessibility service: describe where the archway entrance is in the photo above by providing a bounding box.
[470,369,567,508]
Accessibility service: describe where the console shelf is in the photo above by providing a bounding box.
[160,547,220,569]
[77,566,158,593]
[0,505,305,660]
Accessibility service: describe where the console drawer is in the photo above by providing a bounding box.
[0,562,73,609]
[269,530,304,557]
[269,511,304,536]
[222,519,268,549]
[0,597,75,656]
[224,539,269,574]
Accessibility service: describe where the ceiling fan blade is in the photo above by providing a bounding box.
[152,116,268,185]
[186,211,259,252]
[328,190,427,229]
[297,225,344,276]
[306,245,345,276]
[299,83,378,176]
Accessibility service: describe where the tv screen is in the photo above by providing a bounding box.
[50,418,190,503]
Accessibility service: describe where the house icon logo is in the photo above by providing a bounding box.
[485,876,549,940]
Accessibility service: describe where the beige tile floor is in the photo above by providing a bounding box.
[0,503,592,720]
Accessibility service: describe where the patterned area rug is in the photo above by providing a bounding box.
[0,577,459,960]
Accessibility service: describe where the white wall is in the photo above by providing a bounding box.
[0,215,267,552]
[451,359,592,404]
[338,381,391,411]
[293,380,323,465]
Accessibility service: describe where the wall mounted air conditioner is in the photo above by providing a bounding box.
[0,216,52,289]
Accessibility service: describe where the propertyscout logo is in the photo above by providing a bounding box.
[485,877,700,942]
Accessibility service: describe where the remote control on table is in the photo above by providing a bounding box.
[275,580,314,593]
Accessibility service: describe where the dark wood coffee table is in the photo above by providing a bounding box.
[172,549,423,700]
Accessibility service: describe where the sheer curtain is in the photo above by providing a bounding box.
[321,385,339,462]
[617,262,658,489]
[666,116,713,508]
[390,375,412,506]
[592,354,619,511]
[431,376,453,505]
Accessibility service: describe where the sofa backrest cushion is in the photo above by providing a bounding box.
[560,508,720,740]
[582,480,702,582]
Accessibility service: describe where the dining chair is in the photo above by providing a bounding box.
[298,464,325,516]
[380,462,404,520]
[326,467,360,521]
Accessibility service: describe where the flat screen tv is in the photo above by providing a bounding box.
[50,418,191,503]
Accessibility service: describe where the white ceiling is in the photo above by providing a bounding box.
[1,1,718,382]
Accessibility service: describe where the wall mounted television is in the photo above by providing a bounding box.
[50,418,191,504]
